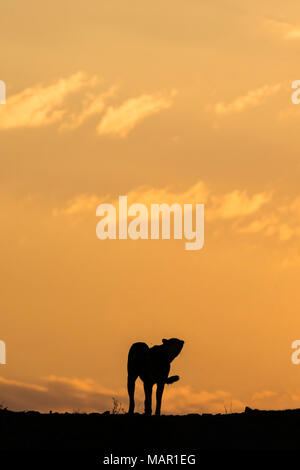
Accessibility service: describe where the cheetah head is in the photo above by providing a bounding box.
[162,338,184,362]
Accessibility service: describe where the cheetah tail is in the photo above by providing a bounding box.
[165,375,180,384]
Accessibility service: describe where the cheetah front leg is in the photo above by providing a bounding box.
[144,381,153,415]
[155,382,165,416]
[127,374,137,414]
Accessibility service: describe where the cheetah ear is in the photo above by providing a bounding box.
[162,338,168,344]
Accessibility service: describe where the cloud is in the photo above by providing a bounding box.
[0,74,174,135]
[265,18,300,41]
[53,181,270,228]
[0,375,243,415]
[97,91,176,138]
[0,375,126,412]
[56,179,300,249]
[53,194,104,216]
[0,376,46,392]
[237,217,282,239]
[249,389,300,410]
[124,181,209,207]
[236,196,300,242]
[60,86,117,131]
[252,390,277,401]
[0,72,97,129]
[162,386,244,414]
[52,181,209,217]
[210,83,283,116]
[237,216,278,235]
[123,185,270,222]
[209,190,271,220]
[286,29,300,39]
[3,375,300,415]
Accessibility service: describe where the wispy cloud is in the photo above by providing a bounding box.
[53,181,270,225]
[286,29,300,39]
[265,18,300,40]
[237,218,300,241]
[52,181,208,217]
[0,72,96,129]
[236,196,300,242]
[3,374,300,414]
[249,389,300,411]
[210,83,283,116]
[0,375,125,412]
[209,190,271,220]
[252,390,277,401]
[0,74,175,135]
[97,91,176,138]
[60,86,117,131]
[163,386,244,414]
[56,180,300,248]
[53,194,109,216]
[0,375,243,414]
[0,376,46,392]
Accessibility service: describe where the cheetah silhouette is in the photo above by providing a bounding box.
[127,338,184,416]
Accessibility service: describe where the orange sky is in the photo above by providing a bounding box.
[1,0,300,414]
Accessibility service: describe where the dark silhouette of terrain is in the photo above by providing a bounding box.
[1,406,300,466]
[128,338,184,415]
